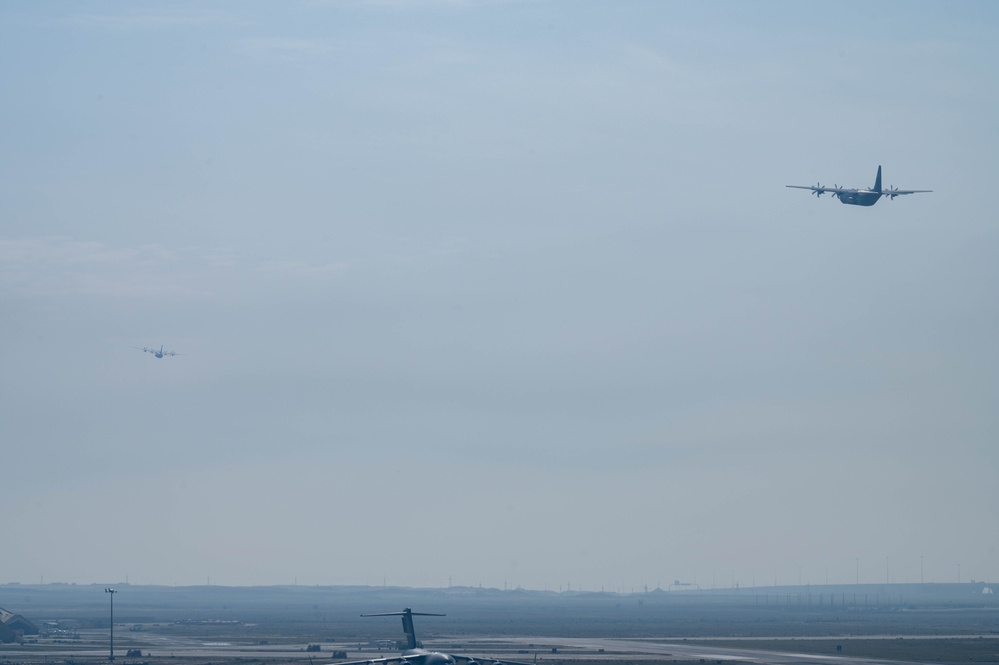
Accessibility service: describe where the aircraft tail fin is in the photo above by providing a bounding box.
[873,165,882,193]
[361,609,445,651]
[401,612,417,650]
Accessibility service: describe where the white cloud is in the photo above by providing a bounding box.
[0,236,347,300]
[261,259,349,279]
[0,236,203,298]
[68,10,224,31]
[231,37,337,63]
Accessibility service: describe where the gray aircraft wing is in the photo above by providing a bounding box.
[787,184,932,198]
[786,184,856,195]
[880,187,933,198]
[453,656,534,665]
[329,657,532,665]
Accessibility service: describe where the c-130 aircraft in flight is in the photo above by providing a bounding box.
[332,609,532,665]
[787,165,931,206]
[134,344,181,358]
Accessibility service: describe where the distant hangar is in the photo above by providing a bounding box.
[0,607,39,643]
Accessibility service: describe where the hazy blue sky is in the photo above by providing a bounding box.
[2,1,997,591]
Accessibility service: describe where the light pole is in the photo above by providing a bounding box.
[105,588,116,661]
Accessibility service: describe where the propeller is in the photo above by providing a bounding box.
[831,184,841,200]
[811,182,825,197]
[886,186,900,199]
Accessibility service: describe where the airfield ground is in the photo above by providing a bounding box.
[2,584,997,665]
[4,628,999,665]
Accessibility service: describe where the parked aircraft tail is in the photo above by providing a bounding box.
[361,608,445,651]
[401,611,417,650]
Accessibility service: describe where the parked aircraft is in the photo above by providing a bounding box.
[134,344,180,358]
[335,609,531,665]
[787,165,931,206]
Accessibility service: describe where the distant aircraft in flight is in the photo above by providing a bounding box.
[787,165,931,206]
[334,609,531,665]
[135,344,180,358]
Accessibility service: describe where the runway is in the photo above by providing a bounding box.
[2,632,983,665]
[453,636,939,665]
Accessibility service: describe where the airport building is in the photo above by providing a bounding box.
[0,607,39,643]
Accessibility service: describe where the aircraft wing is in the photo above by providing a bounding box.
[785,185,856,195]
[881,188,933,197]
[453,655,535,665]
[328,657,405,665]
[329,656,533,665]
[788,184,932,198]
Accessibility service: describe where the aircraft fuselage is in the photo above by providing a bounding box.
[401,649,456,665]
[836,190,881,206]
